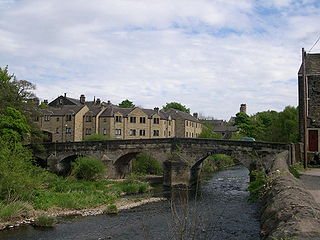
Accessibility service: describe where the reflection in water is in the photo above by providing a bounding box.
[0,165,260,240]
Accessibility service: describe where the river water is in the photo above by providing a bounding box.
[0,165,261,240]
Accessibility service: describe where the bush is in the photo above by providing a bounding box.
[33,215,56,227]
[132,153,163,175]
[71,157,106,181]
[0,140,42,201]
[248,170,267,202]
[82,134,112,141]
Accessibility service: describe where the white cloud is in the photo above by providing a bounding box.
[0,0,319,119]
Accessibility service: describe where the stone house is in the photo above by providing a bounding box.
[298,49,320,159]
[35,94,202,142]
[166,109,202,138]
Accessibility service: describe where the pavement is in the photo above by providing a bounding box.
[300,168,320,203]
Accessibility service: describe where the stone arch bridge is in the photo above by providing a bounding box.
[38,138,295,187]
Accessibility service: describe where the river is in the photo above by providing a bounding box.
[0,165,261,240]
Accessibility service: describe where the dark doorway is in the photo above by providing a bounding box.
[308,130,318,152]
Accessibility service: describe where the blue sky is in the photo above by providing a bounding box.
[0,0,319,119]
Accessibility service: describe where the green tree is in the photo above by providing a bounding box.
[0,107,31,142]
[0,66,36,111]
[118,99,135,108]
[162,102,190,113]
[71,157,106,181]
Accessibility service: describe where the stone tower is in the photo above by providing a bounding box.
[240,104,247,114]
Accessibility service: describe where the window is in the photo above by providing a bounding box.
[186,132,188,137]
[129,129,136,136]
[153,118,160,124]
[130,117,136,123]
[34,116,39,122]
[85,115,92,122]
[169,131,171,136]
[103,128,107,135]
[169,121,171,126]
[44,115,50,121]
[66,127,71,134]
[85,128,91,135]
[56,117,59,122]
[56,128,59,134]
[66,115,72,121]
[115,116,122,123]
[139,129,146,136]
[103,118,106,122]
[115,129,122,135]
[192,133,194,138]
[153,130,159,136]
[186,121,188,126]
[59,99,63,104]
[140,117,146,123]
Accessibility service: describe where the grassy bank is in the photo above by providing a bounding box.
[0,171,150,227]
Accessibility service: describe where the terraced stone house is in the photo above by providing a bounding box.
[35,94,202,142]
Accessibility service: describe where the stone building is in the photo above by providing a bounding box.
[35,94,202,142]
[165,109,202,138]
[298,49,320,157]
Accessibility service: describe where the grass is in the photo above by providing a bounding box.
[248,170,267,202]
[0,201,31,221]
[33,215,56,227]
[105,204,118,214]
[31,175,150,210]
[289,165,302,178]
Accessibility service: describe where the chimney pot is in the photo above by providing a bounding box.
[80,94,85,104]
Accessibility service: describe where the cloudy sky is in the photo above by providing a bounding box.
[0,0,319,119]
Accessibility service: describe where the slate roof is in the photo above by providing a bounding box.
[100,106,169,119]
[298,53,320,75]
[166,109,200,122]
[38,105,85,116]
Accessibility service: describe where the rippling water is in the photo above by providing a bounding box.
[0,165,260,240]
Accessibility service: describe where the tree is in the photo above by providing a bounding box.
[0,66,36,111]
[118,99,135,108]
[162,102,190,113]
[0,107,31,142]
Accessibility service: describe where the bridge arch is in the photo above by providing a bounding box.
[113,151,167,178]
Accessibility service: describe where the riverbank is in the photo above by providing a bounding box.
[0,196,165,231]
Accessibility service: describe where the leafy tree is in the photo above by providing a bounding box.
[0,66,36,111]
[198,127,222,139]
[162,102,190,113]
[118,99,135,108]
[0,107,31,142]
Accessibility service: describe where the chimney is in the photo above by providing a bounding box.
[43,99,48,105]
[64,93,67,98]
[154,107,159,113]
[193,113,198,119]
[107,100,111,105]
[240,104,247,113]
[96,98,101,105]
[80,94,85,104]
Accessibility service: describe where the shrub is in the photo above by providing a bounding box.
[0,201,31,221]
[0,140,42,201]
[132,153,163,175]
[248,170,267,202]
[82,134,112,141]
[105,204,118,214]
[71,157,106,181]
[33,215,56,227]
